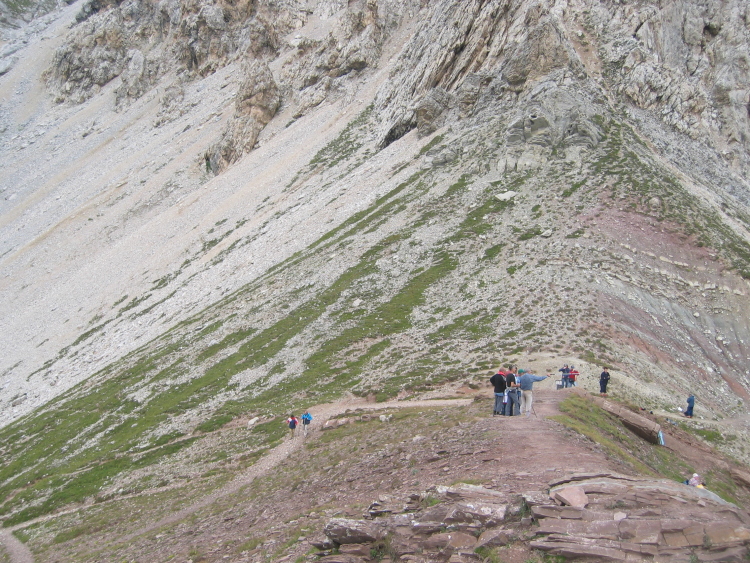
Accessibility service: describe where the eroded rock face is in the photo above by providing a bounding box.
[318,476,750,562]
[591,0,750,177]
[533,473,750,561]
[41,0,750,179]
[206,60,280,172]
[44,0,298,104]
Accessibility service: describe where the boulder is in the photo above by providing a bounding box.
[553,485,588,508]
[593,399,662,444]
[475,528,511,548]
[531,504,583,519]
[731,468,750,489]
[338,544,373,557]
[531,535,628,561]
[445,502,507,525]
[421,531,476,550]
[317,556,368,563]
[324,518,383,545]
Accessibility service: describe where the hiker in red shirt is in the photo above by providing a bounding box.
[568,366,579,387]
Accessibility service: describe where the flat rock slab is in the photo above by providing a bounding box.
[533,475,750,561]
[553,485,588,507]
[324,518,383,545]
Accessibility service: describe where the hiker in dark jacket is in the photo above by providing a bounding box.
[504,367,520,416]
[685,394,695,418]
[490,369,508,416]
[559,364,571,388]
[600,368,610,395]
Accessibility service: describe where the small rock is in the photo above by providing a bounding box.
[495,190,518,201]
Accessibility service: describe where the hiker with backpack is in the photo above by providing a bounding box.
[286,415,299,437]
[301,410,313,436]
[490,368,508,415]
[600,367,610,396]
[504,366,520,416]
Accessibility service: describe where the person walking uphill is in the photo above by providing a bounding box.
[518,369,550,417]
[490,369,508,416]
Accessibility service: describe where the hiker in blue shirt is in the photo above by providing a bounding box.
[684,395,694,418]
[301,410,313,436]
[518,369,550,417]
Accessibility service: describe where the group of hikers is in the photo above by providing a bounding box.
[490,364,614,416]
[490,365,551,417]
[557,364,580,388]
[286,411,313,437]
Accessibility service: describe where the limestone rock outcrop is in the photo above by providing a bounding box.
[205,60,280,173]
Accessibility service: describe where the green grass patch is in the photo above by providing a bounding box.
[418,133,445,157]
[552,395,741,492]
[196,415,233,433]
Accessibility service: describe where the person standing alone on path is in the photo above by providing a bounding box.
[685,394,695,418]
[600,367,610,396]
[518,370,550,417]
[301,411,313,436]
[490,368,508,415]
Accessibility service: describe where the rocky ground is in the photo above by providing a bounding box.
[3,385,750,562]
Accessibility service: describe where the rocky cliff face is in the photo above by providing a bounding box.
[1,0,750,544]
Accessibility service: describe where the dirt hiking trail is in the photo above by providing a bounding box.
[1,397,473,563]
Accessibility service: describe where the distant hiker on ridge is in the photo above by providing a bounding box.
[505,366,520,416]
[558,364,571,388]
[568,366,579,387]
[600,367,610,396]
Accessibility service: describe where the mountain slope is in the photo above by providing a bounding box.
[1,0,750,556]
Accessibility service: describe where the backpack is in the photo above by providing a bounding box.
[288,417,298,429]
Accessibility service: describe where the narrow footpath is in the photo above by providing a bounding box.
[1,398,472,563]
